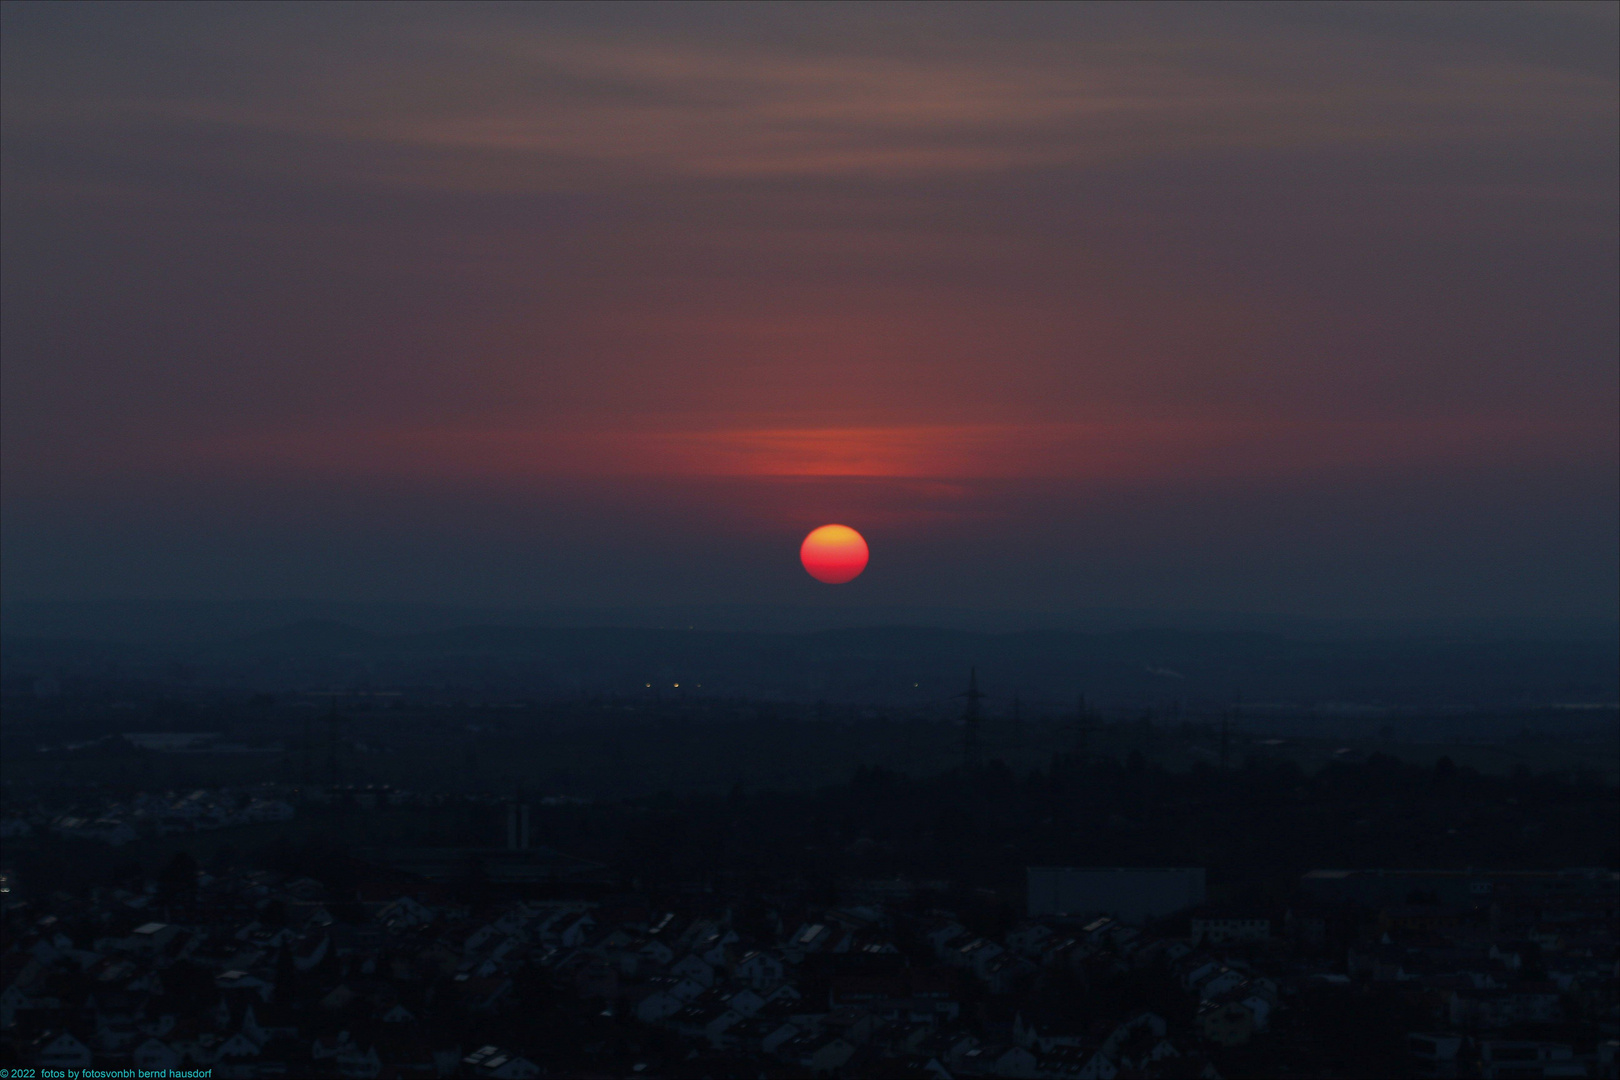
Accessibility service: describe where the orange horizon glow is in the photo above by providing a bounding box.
[64,415,1606,490]
[800,524,869,584]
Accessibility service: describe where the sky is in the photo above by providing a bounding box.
[2,1,1616,621]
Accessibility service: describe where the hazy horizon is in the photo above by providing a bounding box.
[5,594,1619,644]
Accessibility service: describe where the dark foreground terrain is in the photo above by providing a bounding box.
[2,692,1616,1077]
[2,611,1616,1076]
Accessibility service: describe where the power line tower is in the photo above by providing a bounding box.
[326,694,347,787]
[300,712,314,797]
[961,667,986,770]
[1220,690,1241,772]
[1074,693,1091,761]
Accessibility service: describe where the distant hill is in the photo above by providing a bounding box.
[4,605,1615,708]
[5,597,1616,643]
[233,618,381,652]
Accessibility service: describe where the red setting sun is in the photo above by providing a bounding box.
[800,525,869,584]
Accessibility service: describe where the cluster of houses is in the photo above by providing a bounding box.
[0,863,1242,1078]
[1,786,296,846]
[547,903,1239,1078]
[1337,884,1620,1077]
[1,860,1615,1078]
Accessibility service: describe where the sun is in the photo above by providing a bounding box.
[800,524,869,584]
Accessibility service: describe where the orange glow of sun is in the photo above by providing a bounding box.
[800,524,869,584]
